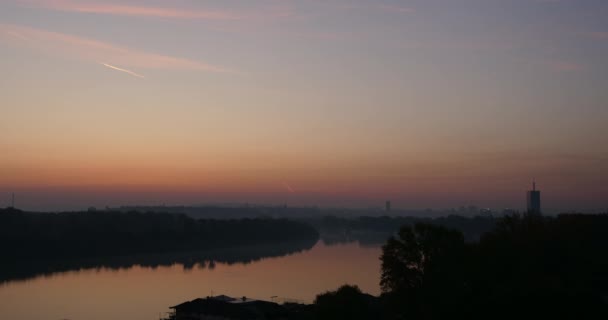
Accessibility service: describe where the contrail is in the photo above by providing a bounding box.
[1,25,235,74]
[283,182,295,193]
[99,62,146,79]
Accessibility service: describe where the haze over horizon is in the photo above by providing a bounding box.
[2,0,607,212]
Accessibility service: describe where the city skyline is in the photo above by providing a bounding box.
[2,180,602,214]
[2,0,607,211]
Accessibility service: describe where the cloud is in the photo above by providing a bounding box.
[18,0,242,20]
[0,24,234,73]
[547,60,584,72]
[376,4,415,14]
[586,32,608,40]
[4,29,30,41]
[334,3,414,14]
[16,0,293,21]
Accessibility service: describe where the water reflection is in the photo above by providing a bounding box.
[0,241,381,320]
[0,238,317,285]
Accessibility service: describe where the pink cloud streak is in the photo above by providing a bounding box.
[586,32,608,40]
[547,60,585,72]
[0,24,233,73]
[17,0,292,21]
[18,0,241,20]
[334,3,415,14]
[376,4,415,14]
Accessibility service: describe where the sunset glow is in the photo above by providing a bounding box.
[1,0,607,211]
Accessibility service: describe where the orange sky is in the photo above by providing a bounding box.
[1,0,607,211]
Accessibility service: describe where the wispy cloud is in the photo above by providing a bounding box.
[16,0,292,20]
[334,3,415,14]
[376,4,415,14]
[99,62,145,79]
[0,24,234,74]
[18,0,241,20]
[546,60,585,72]
[4,29,30,41]
[586,32,608,40]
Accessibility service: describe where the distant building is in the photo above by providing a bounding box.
[385,201,391,212]
[526,181,541,215]
[212,295,237,303]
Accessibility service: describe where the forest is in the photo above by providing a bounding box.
[312,213,608,319]
[0,208,319,260]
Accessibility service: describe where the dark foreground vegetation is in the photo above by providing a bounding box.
[320,213,608,319]
[0,208,319,261]
[168,213,608,320]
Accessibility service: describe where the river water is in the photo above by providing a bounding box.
[0,241,382,320]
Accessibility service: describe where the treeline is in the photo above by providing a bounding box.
[313,213,608,319]
[0,240,317,284]
[121,205,323,220]
[0,208,319,260]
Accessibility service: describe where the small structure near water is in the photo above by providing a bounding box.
[165,295,311,320]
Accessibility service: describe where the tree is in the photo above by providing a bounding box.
[380,223,468,319]
[314,285,381,320]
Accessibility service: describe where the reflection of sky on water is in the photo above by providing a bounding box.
[0,242,381,320]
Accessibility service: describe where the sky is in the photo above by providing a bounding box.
[1,0,607,212]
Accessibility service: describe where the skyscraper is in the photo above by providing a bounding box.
[526,181,541,215]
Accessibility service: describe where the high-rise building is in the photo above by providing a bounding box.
[526,181,541,215]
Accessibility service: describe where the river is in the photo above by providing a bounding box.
[0,241,382,320]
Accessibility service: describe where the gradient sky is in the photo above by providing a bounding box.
[1,0,607,212]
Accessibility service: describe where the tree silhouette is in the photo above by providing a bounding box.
[379,215,608,319]
[380,223,468,319]
[314,285,381,320]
